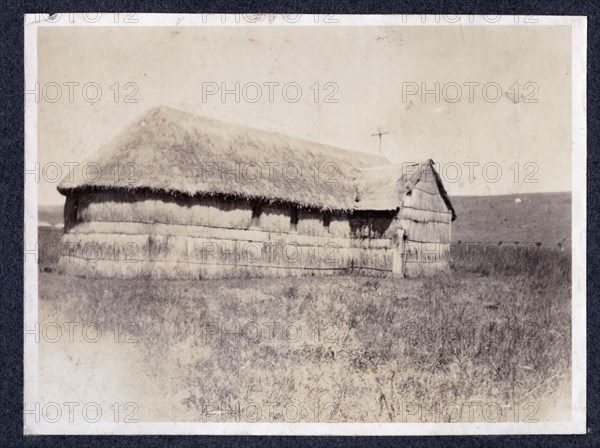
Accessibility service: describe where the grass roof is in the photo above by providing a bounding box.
[58,106,454,218]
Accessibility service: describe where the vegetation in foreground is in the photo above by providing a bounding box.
[37,239,571,423]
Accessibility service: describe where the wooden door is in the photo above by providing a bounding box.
[392,228,405,278]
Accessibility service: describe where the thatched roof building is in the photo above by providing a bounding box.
[57,106,456,279]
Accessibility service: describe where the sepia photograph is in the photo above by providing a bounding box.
[23,14,586,435]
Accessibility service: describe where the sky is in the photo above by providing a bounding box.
[36,24,572,205]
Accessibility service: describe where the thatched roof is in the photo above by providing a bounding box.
[356,160,456,220]
[58,106,455,218]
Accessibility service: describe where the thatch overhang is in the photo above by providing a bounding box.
[354,160,456,220]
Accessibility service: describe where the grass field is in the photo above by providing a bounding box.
[36,192,572,423]
[451,192,571,249]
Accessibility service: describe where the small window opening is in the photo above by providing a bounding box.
[290,206,299,231]
[64,192,79,233]
[323,212,332,228]
[251,203,262,227]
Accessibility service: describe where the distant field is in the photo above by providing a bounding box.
[451,192,571,249]
[38,204,63,227]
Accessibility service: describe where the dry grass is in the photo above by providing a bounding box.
[399,219,451,243]
[38,243,571,423]
[450,243,571,282]
[78,192,254,229]
[40,224,395,279]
